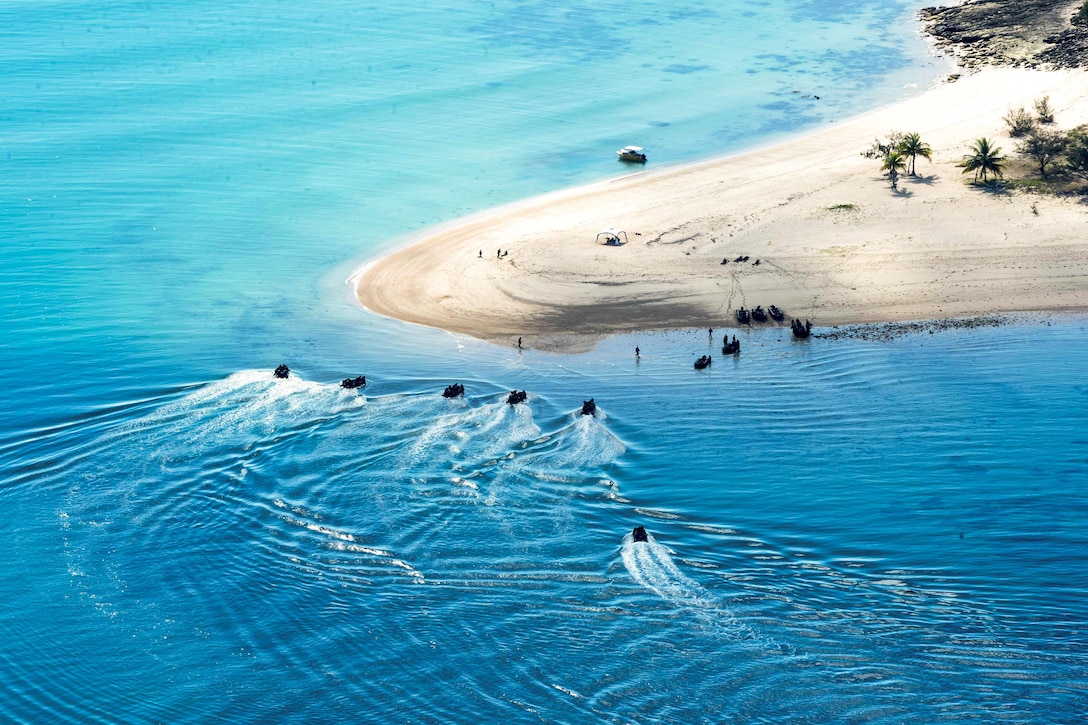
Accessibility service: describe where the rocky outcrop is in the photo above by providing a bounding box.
[921,0,1088,69]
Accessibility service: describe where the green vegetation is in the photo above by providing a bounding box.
[1065,125,1088,182]
[1017,128,1066,178]
[827,203,858,211]
[1003,106,1036,137]
[861,132,904,160]
[1002,124,1088,192]
[960,138,1006,183]
[1006,177,1050,193]
[863,114,1088,195]
[898,132,933,176]
[1034,95,1055,124]
[863,131,933,190]
[881,150,907,190]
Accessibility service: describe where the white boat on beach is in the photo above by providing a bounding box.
[617,145,647,162]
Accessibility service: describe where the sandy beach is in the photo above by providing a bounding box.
[353,65,1088,351]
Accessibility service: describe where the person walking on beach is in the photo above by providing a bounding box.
[479,250,482,258]
[518,337,522,350]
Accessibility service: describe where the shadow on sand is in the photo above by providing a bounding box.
[905,173,939,186]
[966,179,1011,195]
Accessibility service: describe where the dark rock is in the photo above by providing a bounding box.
[921,0,1088,69]
[817,315,1010,342]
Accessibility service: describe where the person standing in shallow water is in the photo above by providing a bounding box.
[635,346,640,357]
[517,337,522,350]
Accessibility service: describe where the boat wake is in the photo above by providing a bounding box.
[129,369,367,457]
[619,530,795,653]
[621,531,749,633]
[397,396,542,476]
[546,412,626,470]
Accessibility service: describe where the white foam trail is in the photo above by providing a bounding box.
[548,414,626,469]
[133,370,366,455]
[467,410,626,520]
[403,401,499,459]
[398,400,542,471]
[622,534,720,610]
[621,533,768,643]
[475,402,541,459]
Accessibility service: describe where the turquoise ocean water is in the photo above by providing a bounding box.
[3,1,1086,721]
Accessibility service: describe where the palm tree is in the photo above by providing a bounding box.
[959,137,1005,183]
[897,132,932,176]
[881,149,907,190]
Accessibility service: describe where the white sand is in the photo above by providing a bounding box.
[353,66,1088,351]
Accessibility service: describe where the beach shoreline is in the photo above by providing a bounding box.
[353,20,1088,353]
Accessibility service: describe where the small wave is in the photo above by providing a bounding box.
[550,684,583,699]
[633,508,684,521]
[324,541,425,583]
[270,500,424,583]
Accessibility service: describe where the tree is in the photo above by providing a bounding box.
[861,131,904,160]
[897,132,932,176]
[1064,125,1088,182]
[959,137,1006,183]
[881,150,907,190]
[1017,128,1066,178]
[1003,106,1036,137]
[1034,95,1055,124]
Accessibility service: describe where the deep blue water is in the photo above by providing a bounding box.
[3,2,1086,723]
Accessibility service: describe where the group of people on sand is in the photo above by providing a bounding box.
[479,249,509,259]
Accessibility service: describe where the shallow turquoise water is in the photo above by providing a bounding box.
[4,1,1086,723]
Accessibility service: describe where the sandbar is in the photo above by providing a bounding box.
[353,64,1088,352]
